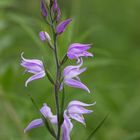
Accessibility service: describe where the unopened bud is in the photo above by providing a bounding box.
[40,0,48,17]
[39,31,51,42]
[45,0,50,7]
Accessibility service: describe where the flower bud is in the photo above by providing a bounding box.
[56,18,72,35]
[40,0,48,17]
[39,31,51,42]
[52,0,61,22]
[45,0,50,7]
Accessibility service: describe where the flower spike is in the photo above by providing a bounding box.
[21,0,95,139]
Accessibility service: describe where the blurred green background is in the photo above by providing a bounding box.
[0,0,140,140]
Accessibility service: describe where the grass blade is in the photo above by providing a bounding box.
[86,114,109,140]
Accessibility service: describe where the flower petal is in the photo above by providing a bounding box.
[21,53,43,66]
[69,113,85,125]
[68,43,91,51]
[50,115,57,124]
[64,78,90,93]
[68,101,96,108]
[25,71,45,87]
[67,43,93,60]
[40,103,53,118]
[21,62,43,74]
[63,59,83,76]
[68,106,93,114]
[56,19,72,35]
[62,112,73,140]
[24,119,44,133]
[65,68,86,79]
[40,104,57,124]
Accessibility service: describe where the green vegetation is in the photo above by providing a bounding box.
[0,0,140,140]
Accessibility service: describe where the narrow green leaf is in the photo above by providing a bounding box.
[86,114,109,140]
[28,93,56,139]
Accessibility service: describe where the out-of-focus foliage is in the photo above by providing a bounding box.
[0,0,140,140]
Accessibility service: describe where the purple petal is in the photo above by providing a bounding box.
[40,0,47,17]
[39,31,51,41]
[40,103,53,118]
[56,19,72,35]
[69,114,85,125]
[68,106,93,114]
[21,62,43,74]
[24,119,44,133]
[50,115,57,124]
[62,112,73,140]
[56,7,61,21]
[67,43,93,60]
[68,43,91,51]
[21,53,43,66]
[67,51,93,60]
[53,0,58,12]
[40,104,57,124]
[25,71,45,87]
[64,67,86,79]
[64,78,90,93]
[63,59,83,76]
[68,101,96,108]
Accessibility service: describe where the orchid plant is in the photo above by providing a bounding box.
[21,0,95,140]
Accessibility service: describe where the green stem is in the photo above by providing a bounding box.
[60,54,68,66]
[53,25,61,140]
[59,87,65,125]
[61,87,65,114]
[48,6,61,140]
[45,69,55,85]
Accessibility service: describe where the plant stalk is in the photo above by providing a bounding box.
[48,6,61,140]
